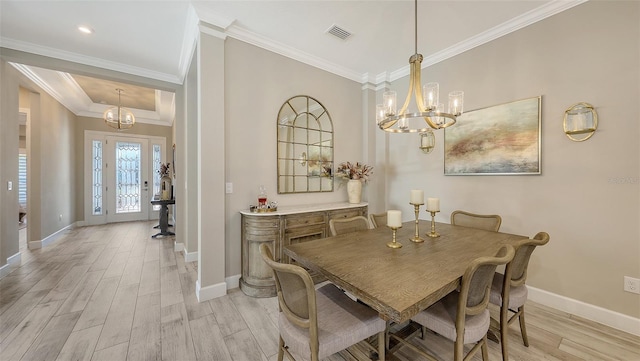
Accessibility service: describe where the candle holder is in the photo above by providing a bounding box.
[426,210,440,238]
[409,202,425,243]
[387,226,403,248]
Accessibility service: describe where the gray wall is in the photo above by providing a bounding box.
[377,1,639,318]
[73,116,173,221]
[223,38,365,278]
[19,81,78,244]
[0,59,20,268]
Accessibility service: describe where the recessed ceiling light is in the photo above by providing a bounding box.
[78,25,94,34]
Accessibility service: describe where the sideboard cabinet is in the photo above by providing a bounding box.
[239,202,367,297]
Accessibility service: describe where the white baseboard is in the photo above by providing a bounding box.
[184,250,197,263]
[0,252,22,280]
[174,242,184,252]
[226,274,241,290]
[28,223,76,249]
[7,252,21,266]
[528,286,640,337]
[0,264,9,279]
[196,279,227,302]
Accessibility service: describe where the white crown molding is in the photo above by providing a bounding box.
[199,23,228,40]
[382,0,588,83]
[176,5,200,84]
[4,0,586,94]
[11,63,174,126]
[1,37,182,85]
[10,62,64,104]
[224,24,363,83]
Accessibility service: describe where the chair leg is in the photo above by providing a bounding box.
[481,335,489,361]
[385,320,390,350]
[518,305,529,347]
[454,339,464,361]
[378,331,386,361]
[500,304,510,361]
[278,336,285,361]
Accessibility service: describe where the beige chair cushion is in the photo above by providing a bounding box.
[490,272,528,309]
[279,284,386,361]
[411,291,490,344]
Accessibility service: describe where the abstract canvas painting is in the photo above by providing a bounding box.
[444,96,541,175]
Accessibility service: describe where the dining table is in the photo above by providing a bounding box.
[284,219,527,324]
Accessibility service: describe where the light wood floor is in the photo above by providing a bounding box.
[1,221,638,361]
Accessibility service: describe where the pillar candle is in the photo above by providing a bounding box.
[426,198,440,212]
[410,190,424,204]
[387,210,402,228]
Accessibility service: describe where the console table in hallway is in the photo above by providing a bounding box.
[151,198,175,238]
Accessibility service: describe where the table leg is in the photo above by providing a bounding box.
[152,204,175,238]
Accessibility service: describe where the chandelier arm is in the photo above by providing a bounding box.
[398,61,416,116]
[413,64,427,112]
[380,119,397,130]
[412,61,442,130]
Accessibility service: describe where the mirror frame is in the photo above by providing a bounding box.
[277,95,334,194]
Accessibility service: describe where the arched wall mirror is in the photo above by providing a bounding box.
[277,95,333,194]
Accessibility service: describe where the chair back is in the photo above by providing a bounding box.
[259,244,318,332]
[459,245,515,317]
[329,216,370,236]
[369,213,387,228]
[451,210,502,232]
[508,232,550,287]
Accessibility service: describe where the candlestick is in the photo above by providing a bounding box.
[409,202,425,243]
[410,190,424,205]
[387,210,402,228]
[387,226,403,249]
[426,197,440,212]
[426,210,440,238]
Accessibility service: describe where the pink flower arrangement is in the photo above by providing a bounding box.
[335,161,373,183]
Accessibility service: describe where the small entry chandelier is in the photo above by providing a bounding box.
[104,88,135,130]
[377,0,464,133]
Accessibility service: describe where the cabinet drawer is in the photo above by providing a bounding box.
[244,217,279,229]
[284,213,326,229]
[328,207,365,220]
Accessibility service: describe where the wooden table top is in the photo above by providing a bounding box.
[284,220,527,323]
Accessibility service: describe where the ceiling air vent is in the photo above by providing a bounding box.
[326,24,352,40]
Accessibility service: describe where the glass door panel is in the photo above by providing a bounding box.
[106,136,149,223]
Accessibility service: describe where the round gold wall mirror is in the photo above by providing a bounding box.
[563,102,597,142]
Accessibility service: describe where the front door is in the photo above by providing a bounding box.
[84,131,165,225]
[105,137,149,223]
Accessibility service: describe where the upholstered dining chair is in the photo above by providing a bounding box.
[390,245,515,361]
[259,243,386,361]
[369,213,387,229]
[489,231,550,361]
[329,215,370,236]
[450,210,502,232]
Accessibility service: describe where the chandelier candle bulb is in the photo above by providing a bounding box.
[383,91,397,116]
[387,210,402,228]
[448,91,464,116]
[426,198,440,212]
[376,104,385,124]
[424,82,439,110]
[410,190,424,205]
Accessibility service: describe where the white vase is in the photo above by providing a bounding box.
[347,179,363,204]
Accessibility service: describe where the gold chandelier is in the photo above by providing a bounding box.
[104,88,135,130]
[377,0,464,133]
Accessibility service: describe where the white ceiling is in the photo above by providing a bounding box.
[0,0,586,125]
